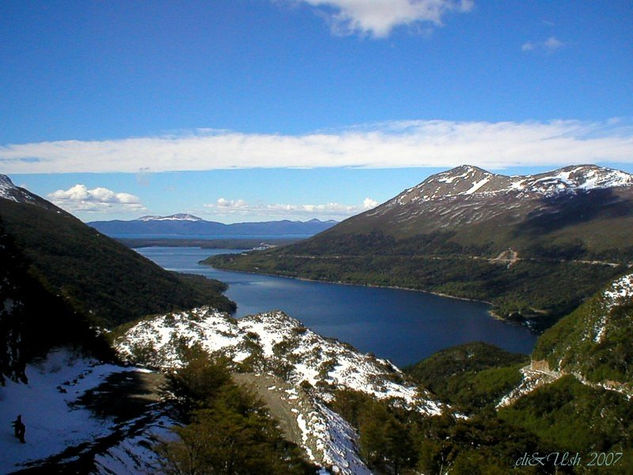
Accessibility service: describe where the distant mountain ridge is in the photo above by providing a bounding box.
[89,215,338,237]
[208,164,633,324]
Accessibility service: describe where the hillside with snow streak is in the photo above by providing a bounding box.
[505,271,633,402]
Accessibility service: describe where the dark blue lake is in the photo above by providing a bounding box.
[137,247,538,366]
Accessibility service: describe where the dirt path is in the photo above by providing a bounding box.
[232,373,305,446]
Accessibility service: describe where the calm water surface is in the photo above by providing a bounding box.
[138,247,538,366]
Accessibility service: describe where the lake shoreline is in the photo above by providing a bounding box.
[136,247,538,364]
[201,263,539,337]
[199,259,511,314]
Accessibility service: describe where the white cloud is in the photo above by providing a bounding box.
[2,119,633,174]
[204,197,378,220]
[363,197,378,208]
[290,0,474,37]
[522,36,565,53]
[48,184,145,213]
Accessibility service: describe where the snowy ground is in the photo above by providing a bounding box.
[115,307,442,414]
[0,348,171,473]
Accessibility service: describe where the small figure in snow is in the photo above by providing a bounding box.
[11,415,26,443]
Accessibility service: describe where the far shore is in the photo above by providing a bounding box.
[198,257,506,309]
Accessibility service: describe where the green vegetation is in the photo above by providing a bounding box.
[405,343,528,413]
[0,200,235,328]
[533,287,633,386]
[330,389,544,474]
[158,354,316,474]
[330,336,633,473]
[0,220,113,384]
[499,376,633,473]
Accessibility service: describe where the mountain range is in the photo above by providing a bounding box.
[88,215,337,237]
[207,164,633,326]
[3,168,633,472]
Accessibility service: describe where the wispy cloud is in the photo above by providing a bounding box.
[287,0,474,38]
[48,185,145,213]
[522,36,565,53]
[216,198,248,209]
[2,119,633,174]
[204,196,378,220]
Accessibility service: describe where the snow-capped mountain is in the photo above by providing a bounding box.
[363,164,633,230]
[390,164,633,205]
[0,174,59,210]
[0,174,21,201]
[114,307,441,412]
[314,164,633,242]
[138,213,203,222]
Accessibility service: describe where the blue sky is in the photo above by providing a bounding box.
[2,0,632,222]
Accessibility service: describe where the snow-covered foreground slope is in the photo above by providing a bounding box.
[115,307,441,413]
[114,307,444,473]
[0,349,173,473]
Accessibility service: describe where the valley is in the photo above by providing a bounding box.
[4,3,633,473]
[3,168,633,473]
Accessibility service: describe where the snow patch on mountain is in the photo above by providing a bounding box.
[0,175,18,201]
[138,213,202,222]
[589,272,633,344]
[465,177,490,195]
[313,401,372,474]
[602,272,633,309]
[0,174,36,204]
[497,362,562,408]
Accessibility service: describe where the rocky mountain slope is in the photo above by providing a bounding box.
[286,164,633,255]
[208,164,633,324]
[355,164,633,240]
